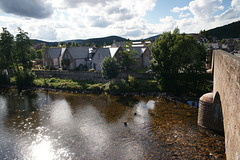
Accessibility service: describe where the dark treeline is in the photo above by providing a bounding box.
[207,21,240,39]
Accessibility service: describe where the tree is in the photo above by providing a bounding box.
[0,28,14,84]
[57,42,61,48]
[15,27,32,70]
[119,41,137,71]
[199,29,208,38]
[0,27,14,70]
[101,57,119,80]
[150,28,206,92]
[71,40,77,47]
[62,43,67,48]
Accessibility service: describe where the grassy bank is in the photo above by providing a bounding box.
[6,74,212,99]
[31,77,161,94]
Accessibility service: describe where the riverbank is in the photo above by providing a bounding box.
[0,76,212,103]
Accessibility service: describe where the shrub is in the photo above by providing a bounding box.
[128,75,139,88]
[15,69,36,88]
[87,83,104,92]
[107,80,131,93]
[49,78,59,83]
[88,68,95,72]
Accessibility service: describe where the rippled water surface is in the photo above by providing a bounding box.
[0,89,225,159]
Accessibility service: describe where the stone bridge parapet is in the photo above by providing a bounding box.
[198,50,240,160]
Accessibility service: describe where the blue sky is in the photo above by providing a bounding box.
[0,0,239,41]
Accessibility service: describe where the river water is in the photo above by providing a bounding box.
[0,89,225,159]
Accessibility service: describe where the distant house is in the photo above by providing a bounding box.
[43,40,153,71]
[91,47,121,71]
[208,42,220,49]
[111,40,153,70]
[134,47,152,68]
[62,47,96,70]
[44,47,66,69]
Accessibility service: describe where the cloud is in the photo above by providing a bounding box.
[0,0,53,19]
[171,6,189,13]
[64,0,106,8]
[217,0,240,20]
[89,16,112,28]
[189,0,224,21]
[36,25,57,40]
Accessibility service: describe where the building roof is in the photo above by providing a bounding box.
[98,48,111,58]
[109,47,119,57]
[47,48,62,58]
[123,47,147,58]
[134,47,147,58]
[66,47,91,59]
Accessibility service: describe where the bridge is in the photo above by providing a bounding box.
[198,50,240,159]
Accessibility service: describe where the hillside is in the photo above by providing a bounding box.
[81,36,127,46]
[31,36,127,47]
[207,21,240,39]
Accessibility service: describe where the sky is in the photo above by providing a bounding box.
[0,0,239,41]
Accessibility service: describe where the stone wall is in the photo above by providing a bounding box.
[33,70,154,82]
[213,50,240,160]
[198,92,224,133]
[199,50,240,160]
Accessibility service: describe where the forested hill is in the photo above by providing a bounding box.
[207,21,240,39]
[81,36,127,46]
[31,36,127,47]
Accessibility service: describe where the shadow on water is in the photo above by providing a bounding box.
[116,96,139,108]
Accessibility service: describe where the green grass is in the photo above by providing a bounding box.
[31,77,162,93]
[10,75,212,98]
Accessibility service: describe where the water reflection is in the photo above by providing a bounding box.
[0,89,225,159]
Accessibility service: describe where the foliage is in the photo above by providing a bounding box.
[15,69,36,88]
[0,27,36,88]
[119,41,138,71]
[71,40,77,47]
[199,29,209,38]
[128,75,138,87]
[57,42,61,48]
[101,57,119,80]
[150,28,206,92]
[15,27,32,70]
[207,21,240,39]
[106,80,131,93]
[86,83,104,92]
[88,68,95,72]
[81,36,127,47]
[0,27,14,70]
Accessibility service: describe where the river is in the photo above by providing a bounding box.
[0,89,225,159]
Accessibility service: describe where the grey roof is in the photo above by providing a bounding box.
[47,48,62,58]
[112,42,126,47]
[98,48,111,58]
[97,47,120,58]
[66,47,91,59]
[123,47,147,58]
